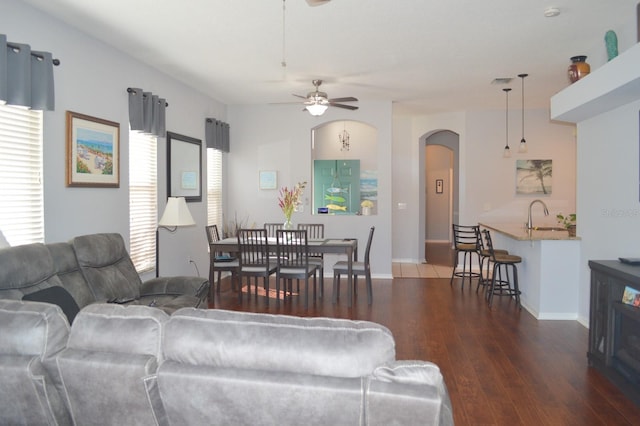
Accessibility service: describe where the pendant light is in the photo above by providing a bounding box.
[503,88,512,158]
[518,73,528,153]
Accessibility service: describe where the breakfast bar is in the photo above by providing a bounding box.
[479,222,581,320]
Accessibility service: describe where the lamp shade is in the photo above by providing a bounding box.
[158,197,195,227]
[305,103,328,116]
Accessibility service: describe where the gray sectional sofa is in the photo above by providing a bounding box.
[0,233,209,317]
[0,300,454,425]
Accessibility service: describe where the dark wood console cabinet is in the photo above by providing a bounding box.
[588,260,640,406]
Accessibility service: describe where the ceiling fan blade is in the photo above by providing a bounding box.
[329,103,359,110]
[306,0,331,7]
[328,97,358,103]
[292,94,308,99]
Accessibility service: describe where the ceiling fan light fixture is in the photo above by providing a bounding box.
[306,103,328,116]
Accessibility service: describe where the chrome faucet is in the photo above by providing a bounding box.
[527,199,549,230]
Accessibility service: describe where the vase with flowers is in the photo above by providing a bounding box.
[278,181,307,229]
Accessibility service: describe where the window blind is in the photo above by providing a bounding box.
[207,148,223,229]
[129,129,157,272]
[0,104,44,245]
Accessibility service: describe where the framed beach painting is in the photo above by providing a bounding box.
[516,159,552,195]
[66,111,120,187]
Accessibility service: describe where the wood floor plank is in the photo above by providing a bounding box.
[209,275,640,425]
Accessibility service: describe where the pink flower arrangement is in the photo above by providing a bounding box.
[278,181,307,222]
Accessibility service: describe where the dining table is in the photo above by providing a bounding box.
[209,237,359,306]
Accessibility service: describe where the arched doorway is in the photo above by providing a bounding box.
[418,130,459,265]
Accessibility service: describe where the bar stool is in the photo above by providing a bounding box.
[482,229,522,308]
[450,224,482,289]
[476,229,509,293]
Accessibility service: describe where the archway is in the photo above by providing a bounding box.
[418,130,459,264]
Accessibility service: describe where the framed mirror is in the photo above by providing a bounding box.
[167,131,202,202]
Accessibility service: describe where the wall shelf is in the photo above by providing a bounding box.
[551,43,640,124]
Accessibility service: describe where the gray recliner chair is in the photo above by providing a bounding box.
[0,299,72,425]
[55,303,169,425]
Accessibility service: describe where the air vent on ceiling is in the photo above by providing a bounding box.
[492,78,513,85]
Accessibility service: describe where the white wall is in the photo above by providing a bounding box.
[2,1,225,278]
[577,99,640,323]
[392,108,576,262]
[227,102,393,277]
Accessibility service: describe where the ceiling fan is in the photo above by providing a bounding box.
[292,80,359,116]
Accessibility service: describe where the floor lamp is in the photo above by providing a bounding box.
[156,197,195,277]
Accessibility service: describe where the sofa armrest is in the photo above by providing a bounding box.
[369,360,454,426]
[141,276,209,300]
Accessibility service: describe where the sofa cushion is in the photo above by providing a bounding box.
[67,303,168,358]
[58,303,168,425]
[0,299,72,425]
[72,233,142,301]
[0,299,69,360]
[47,242,96,309]
[165,308,396,377]
[0,243,63,299]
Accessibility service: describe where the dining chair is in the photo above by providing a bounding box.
[275,229,320,308]
[297,223,325,295]
[237,228,277,305]
[449,224,482,289]
[205,224,240,298]
[332,226,375,306]
[263,222,283,238]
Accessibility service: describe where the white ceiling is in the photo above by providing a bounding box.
[20,0,639,114]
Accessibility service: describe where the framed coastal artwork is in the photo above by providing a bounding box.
[516,159,552,195]
[66,111,120,187]
[259,170,277,190]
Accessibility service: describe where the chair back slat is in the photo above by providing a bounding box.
[481,229,497,261]
[452,224,481,250]
[237,229,271,267]
[276,229,309,268]
[263,223,282,238]
[297,223,324,239]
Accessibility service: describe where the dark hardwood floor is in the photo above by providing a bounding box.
[208,276,640,425]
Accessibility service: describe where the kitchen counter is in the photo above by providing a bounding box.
[479,222,580,241]
[478,222,581,320]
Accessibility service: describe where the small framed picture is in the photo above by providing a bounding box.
[436,179,444,194]
[259,170,277,190]
[66,111,120,187]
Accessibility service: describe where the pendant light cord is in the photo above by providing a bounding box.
[518,73,528,153]
[519,74,528,143]
[503,88,512,157]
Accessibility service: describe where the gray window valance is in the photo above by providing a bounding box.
[205,118,230,153]
[127,87,167,137]
[0,34,59,111]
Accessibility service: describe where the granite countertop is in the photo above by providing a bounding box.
[479,222,580,241]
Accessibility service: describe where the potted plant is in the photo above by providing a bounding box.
[556,213,577,237]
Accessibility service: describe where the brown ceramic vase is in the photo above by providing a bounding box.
[568,56,590,83]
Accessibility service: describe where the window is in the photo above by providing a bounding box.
[0,104,44,245]
[207,148,223,228]
[129,129,157,272]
